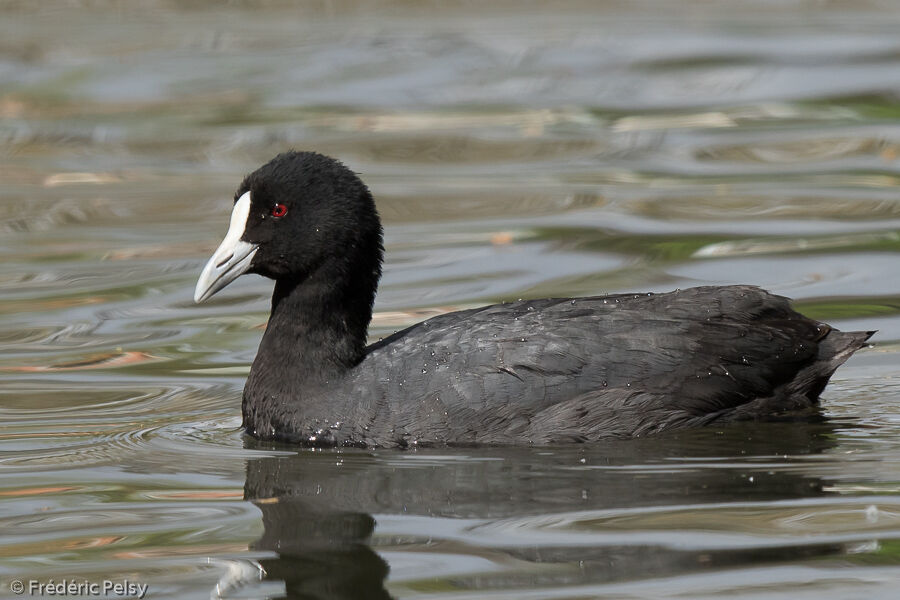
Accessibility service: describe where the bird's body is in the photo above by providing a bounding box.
[243,286,868,447]
[195,151,872,448]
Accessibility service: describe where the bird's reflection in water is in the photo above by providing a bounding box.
[242,418,847,600]
[251,500,390,600]
[243,453,392,600]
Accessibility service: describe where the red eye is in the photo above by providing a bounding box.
[271,203,288,218]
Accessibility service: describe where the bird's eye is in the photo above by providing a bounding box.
[271,203,288,218]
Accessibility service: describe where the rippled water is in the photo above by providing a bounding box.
[2,2,900,599]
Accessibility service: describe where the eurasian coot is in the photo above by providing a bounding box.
[195,151,872,447]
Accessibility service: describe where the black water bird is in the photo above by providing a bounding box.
[194,151,872,447]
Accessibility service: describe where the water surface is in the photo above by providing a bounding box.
[2,2,900,599]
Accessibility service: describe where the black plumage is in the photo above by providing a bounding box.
[195,151,872,448]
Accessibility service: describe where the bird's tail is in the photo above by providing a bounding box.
[798,328,874,402]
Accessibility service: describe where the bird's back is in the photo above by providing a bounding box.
[333,285,870,446]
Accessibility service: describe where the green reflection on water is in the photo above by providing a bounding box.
[794,295,900,321]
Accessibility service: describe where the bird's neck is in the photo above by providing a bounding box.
[257,264,374,380]
[242,266,376,440]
